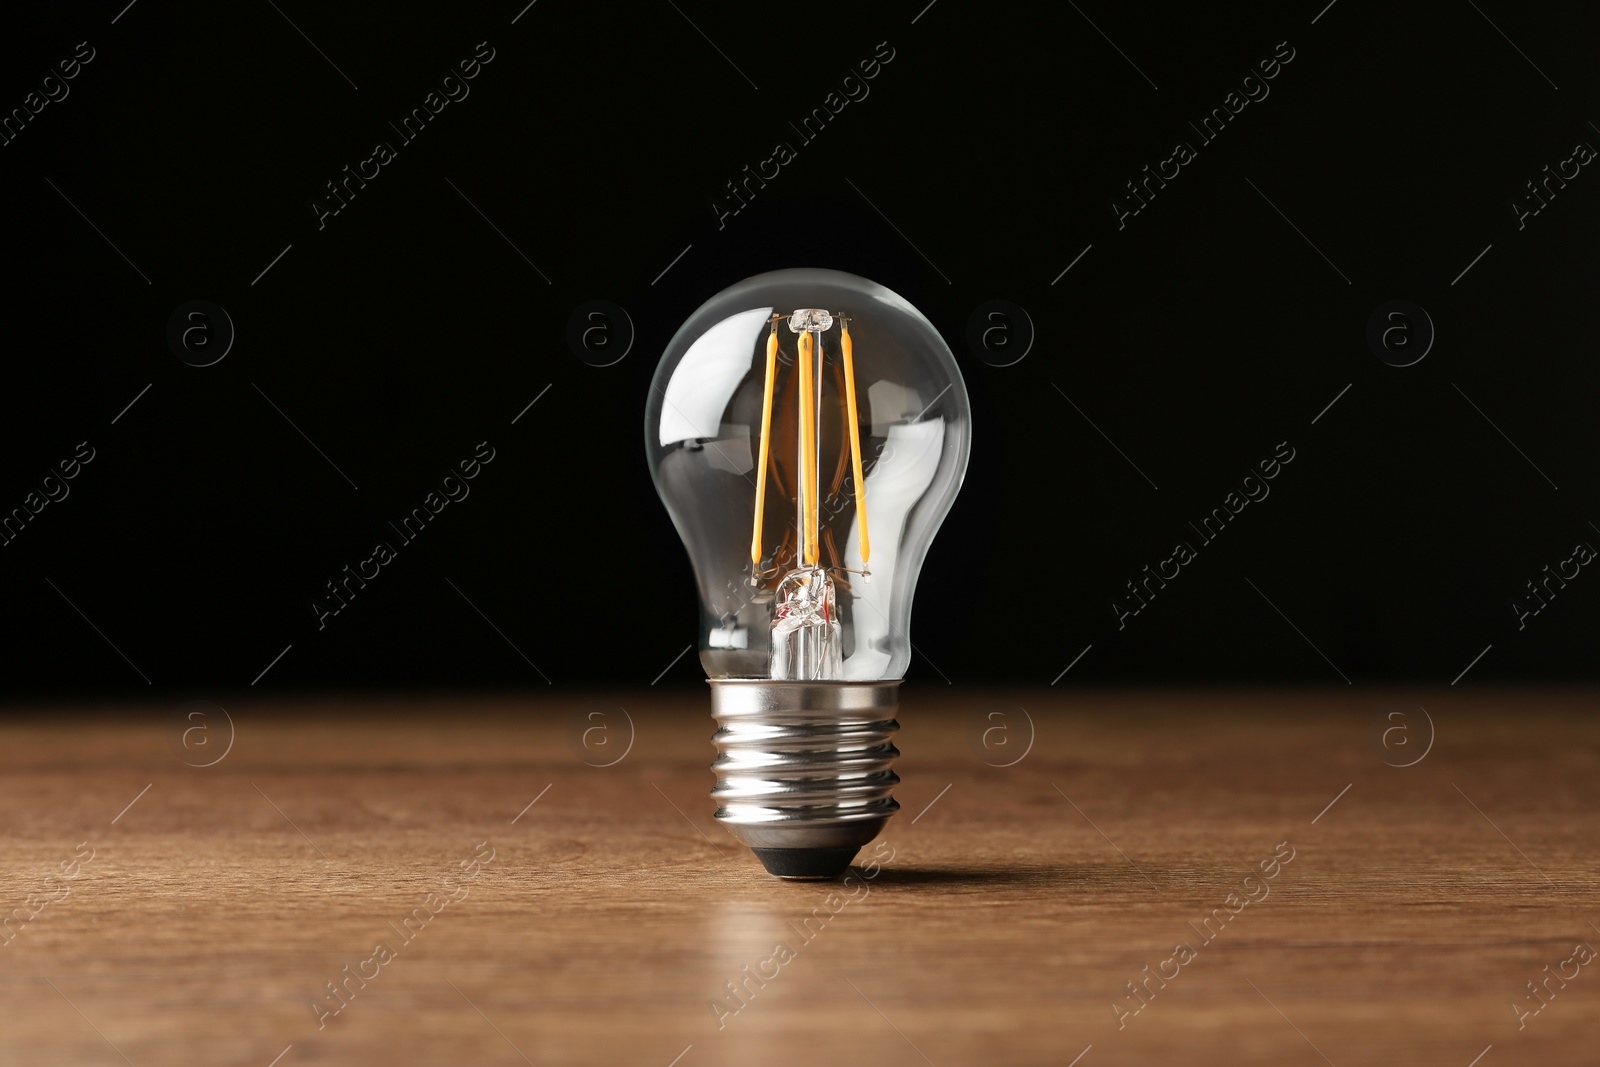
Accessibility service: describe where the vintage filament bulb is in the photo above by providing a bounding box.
[645,268,971,879]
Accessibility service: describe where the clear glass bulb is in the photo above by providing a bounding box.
[644,268,971,881]
[645,268,971,683]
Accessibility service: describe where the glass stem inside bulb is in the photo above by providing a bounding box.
[772,317,841,680]
[770,564,841,680]
[761,308,881,679]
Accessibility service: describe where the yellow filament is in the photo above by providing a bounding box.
[840,322,870,565]
[749,326,779,565]
[798,330,819,565]
[807,335,822,564]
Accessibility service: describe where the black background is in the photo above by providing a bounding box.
[2,0,1596,702]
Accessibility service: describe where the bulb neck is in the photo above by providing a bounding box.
[708,679,902,880]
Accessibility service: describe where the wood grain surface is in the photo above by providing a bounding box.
[1,688,1596,1066]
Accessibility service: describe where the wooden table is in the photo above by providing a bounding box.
[2,688,1595,1065]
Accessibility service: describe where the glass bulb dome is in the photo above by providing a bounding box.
[645,268,971,681]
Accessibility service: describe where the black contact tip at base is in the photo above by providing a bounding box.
[751,847,861,881]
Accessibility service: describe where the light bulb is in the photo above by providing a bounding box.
[645,268,971,879]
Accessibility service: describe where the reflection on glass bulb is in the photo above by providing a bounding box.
[645,268,971,880]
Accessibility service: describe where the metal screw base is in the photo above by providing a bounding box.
[709,679,902,880]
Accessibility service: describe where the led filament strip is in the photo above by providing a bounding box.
[749,311,870,575]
